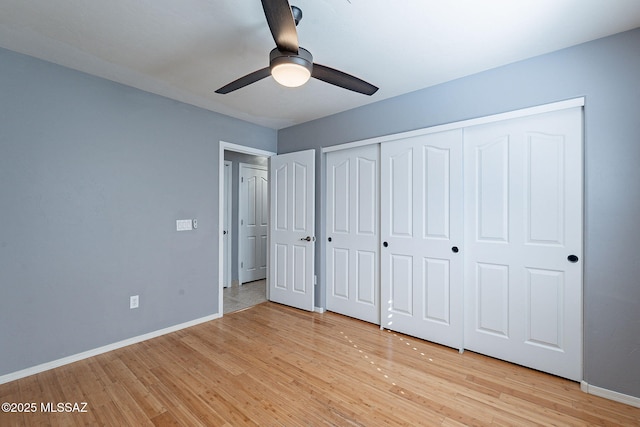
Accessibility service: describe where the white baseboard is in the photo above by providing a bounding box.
[314,306,325,313]
[581,381,640,408]
[0,312,222,385]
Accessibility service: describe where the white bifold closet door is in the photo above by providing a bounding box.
[326,145,380,324]
[380,129,464,350]
[463,107,583,381]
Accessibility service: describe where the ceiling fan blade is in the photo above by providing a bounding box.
[312,64,378,96]
[215,67,271,94]
[261,0,299,53]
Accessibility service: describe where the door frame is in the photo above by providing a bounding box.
[223,160,232,288]
[218,141,275,316]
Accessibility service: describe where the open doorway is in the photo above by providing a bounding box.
[218,142,275,315]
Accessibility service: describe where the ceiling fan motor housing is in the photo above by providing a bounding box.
[269,47,313,74]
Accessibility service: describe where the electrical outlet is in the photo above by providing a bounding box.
[130,295,139,309]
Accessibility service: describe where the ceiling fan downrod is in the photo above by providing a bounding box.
[291,5,302,26]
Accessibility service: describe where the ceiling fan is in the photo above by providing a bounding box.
[215,0,378,95]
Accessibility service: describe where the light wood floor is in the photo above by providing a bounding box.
[1,303,638,426]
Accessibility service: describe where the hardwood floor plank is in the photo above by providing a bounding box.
[194,387,258,426]
[147,366,229,426]
[145,380,211,427]
[89,400,124,426]
[104,357,166,419]
[1,302,638,426]
[0,380,25,427]
[149,410,182,426]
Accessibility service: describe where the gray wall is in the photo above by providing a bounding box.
[278,28,640,398]
[0,47,276,376]
[223,151,268,283]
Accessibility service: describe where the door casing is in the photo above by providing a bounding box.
[223,160,232,288]
[218,142,275,316]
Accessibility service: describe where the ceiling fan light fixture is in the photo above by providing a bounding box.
[271,62,311,87]
[270,48,313,88]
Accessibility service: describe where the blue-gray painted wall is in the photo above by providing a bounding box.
[278,28,640,398]
[0,47,276,376]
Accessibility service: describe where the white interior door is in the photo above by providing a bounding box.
[326,145,380,324]
[223,161,232,288]
[463,107,583,381]
[239,163,268,284]
[381,129,464,349]
[269,149,315,311]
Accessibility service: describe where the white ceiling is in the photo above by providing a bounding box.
[2,1,640,129]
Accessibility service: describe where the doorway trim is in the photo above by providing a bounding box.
[218,141,276,316]
[223,160,232,288]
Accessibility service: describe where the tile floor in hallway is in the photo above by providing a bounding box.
[223,279,266,314]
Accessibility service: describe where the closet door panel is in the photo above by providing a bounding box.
[390,254,413,315]
[475,262,510,338]
[526,268,564,349]
[389,148,414,237]
[381,129,464,350]
[331,248,349,299]
[423,146,451,239]
[464,107,583,381]
[475,136,510,243]
[423,257,450,324]
[356,250,376,305]
[357,157,377,235]
[326,145,380,324]
[526,133,565,245]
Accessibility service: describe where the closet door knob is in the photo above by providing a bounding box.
[451,246,459,253]
[383,241,389,248]
[328,237,332,242]
[567,254,579,263]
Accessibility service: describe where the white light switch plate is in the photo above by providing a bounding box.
[176,219,193,231]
